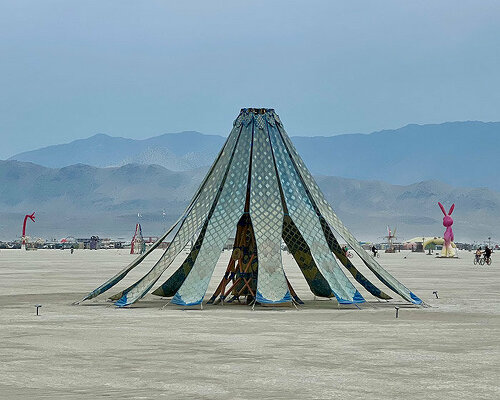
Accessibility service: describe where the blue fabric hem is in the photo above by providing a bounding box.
[334,290,366,304]
[352,290,366,303]
[256,290,292,304]
[410,292,423,304]
[114,295,129,308]
[171,293,203,306]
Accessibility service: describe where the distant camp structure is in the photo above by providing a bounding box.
[130,223,146,255]
[77,108,422,308]
[383,226,397,253]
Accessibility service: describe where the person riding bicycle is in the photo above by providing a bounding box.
[343,245,349,257]
[475,247,482,263]
[371,245,377,257]
[484,246,492,262]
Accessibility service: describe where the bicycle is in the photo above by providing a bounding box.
[477,256,492,266]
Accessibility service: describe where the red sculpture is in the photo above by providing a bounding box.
[22,212,35,249]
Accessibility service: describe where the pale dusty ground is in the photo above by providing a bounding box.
[0,248,499,399]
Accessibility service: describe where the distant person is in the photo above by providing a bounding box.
[371,245,377,257]
[70,246,74,254]
[475,247,482,263]
[484,246,492,262]
[343,245,349,257]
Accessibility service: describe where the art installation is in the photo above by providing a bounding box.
[76,108,422,308]
[130,223,146,254]
[438,202,456,257]
[423,237,456,254]
[384,226,397,253]
[21,212,35,250]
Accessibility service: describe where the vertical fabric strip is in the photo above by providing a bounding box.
[251,114,290,304]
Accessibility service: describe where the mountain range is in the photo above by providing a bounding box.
[0,160,498,242]
[8,121,500,190]
[9,131,225,172]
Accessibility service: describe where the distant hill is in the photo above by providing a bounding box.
[8,132,226,172]
[0,160,498,242]
[8,121,500,190]
[293,121,500,190]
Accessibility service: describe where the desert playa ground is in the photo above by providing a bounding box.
[0,249,499,399]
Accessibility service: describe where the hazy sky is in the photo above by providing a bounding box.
[1,1,499,158]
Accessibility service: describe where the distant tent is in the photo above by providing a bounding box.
[77,108,422,307]
[130,223,146,255]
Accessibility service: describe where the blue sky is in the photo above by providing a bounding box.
[1,1,499,158]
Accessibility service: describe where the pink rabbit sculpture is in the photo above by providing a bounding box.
[438,202,456,257]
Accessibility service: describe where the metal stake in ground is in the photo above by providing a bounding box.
[35,304,42,316]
